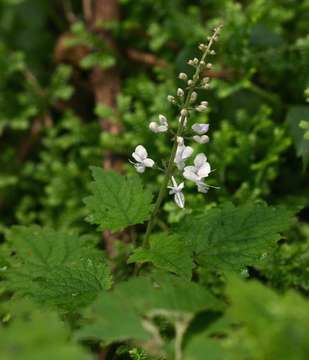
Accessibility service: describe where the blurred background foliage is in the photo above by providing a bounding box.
[0,0,309,358]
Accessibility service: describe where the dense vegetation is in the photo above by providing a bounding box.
[0,0,309,359]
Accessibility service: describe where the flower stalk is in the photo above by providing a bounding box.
[141,25,222,248]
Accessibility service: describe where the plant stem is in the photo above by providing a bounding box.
[141,27,221,249]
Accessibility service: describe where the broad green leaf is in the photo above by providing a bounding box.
[78,275,221,346]
[223,277,309,360]
[5,225,112,311]
[128,234,193,279]
[0,300,91,360]
[286,106,309,168]
[84,167,153,232]
[176,203,294,273]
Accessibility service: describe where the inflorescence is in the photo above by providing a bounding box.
[130,25,223,209]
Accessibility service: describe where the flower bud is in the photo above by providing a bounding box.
[178,72,188,80]
[193,135,210,144]
[190,92,198,103]
[199,60,205,66]
[180,108,188,117]
[167,95,175,103]
[210,50,216,55]
[206,63,212,69]
[187,80,193,86]
[196,105,208,112]
[201,101,208,107]
[193,58,199,65]
[177,88,184,97]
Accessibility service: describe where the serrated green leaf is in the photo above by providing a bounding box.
[128,234,193,279]
[0,300,91,360]
[176,203,294,273]
[5,225,112,311]
[84,167,153,232]
[78,275,221,345]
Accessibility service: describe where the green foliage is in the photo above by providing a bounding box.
[0,300,91,360]
[176,203,294,273]
[85,167,153,233]
[0,0,308,359]
[4,225,112,310]
[287,106,309,168]
[224,277,309,360]
[128,234,193,279]
[78,274,221,356]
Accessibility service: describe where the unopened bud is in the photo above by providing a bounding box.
[178,72,188,81]
[180,108,188,117]
[190,92,198,103]
[187,80,193,86]
[201,101,208,107]
[210,50,216,55]
[177,88,184,97]
[167,95,175,103]
[206,63,212,69]
[196,105,207,112]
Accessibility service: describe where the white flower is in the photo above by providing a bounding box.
[168,176,185,208]
[192,123,209,135]
[193,135,210,144]
[174,137,193,170]
[177,88,184,97]
[183,153,211,182]
[196,181,209,193]
[131,145,154,173]
[149,114,168,133]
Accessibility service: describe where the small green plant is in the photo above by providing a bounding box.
[0,9,308,359]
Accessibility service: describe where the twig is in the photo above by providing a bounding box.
[126,48,168,68]
[83,0,93,24]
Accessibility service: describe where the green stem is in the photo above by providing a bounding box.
[141,27,221,249]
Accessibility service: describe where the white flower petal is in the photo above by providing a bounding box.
[182,146,194,160]
[149,122,159,133]
[194,153,207,168]
[157,125,168,132]
[159,114,168,126]
[197,181,209,193]
[174,192,185,208]
[175,160,185,170]
[134,163,145,173]
[193,135,209,144]
[198,162,211,178]
[192,123,209,135]
[143,158,155,168]
[132,152,143,162]
[177,182,185,191]
[134,145,148,160]
[183,169,199,182]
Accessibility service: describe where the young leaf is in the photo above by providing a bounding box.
[5,225,112,311]
[84,167,153,232]
[176,203,294,273]
[128,234,193,279]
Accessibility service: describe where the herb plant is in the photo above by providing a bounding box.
[0,1,309,359]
